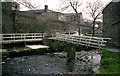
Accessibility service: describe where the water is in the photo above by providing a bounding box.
[2,50,101,75]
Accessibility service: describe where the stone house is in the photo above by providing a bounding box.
[102,1,120,45]
[2,2,77,34]
[64,12,83,24]
[27,5,66,21]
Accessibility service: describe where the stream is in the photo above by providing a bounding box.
[2,47,102,75]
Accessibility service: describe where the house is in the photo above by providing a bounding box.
[102,0,120,45]
[64,12,83,24]
[27,5,66,21]
[2,2,77,34]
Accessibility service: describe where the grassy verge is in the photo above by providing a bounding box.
[99,49,120,74]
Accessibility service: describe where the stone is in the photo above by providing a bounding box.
[85,56,88,59]
[45,63,49,66]
[7,58,10,60]
[2,62,5,64]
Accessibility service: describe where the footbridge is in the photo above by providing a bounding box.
[53,34,111,49]
[0,33,46,44]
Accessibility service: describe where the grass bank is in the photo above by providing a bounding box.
[99,49,120,74]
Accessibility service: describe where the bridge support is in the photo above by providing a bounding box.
[67,44,76,59]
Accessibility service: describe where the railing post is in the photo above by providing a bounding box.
[11,34,12,40]
[14,34,15,42]
[21,34,22,39]
[35,33,36,39]
[32,34,33,39]
[24,34,25,40]
[42,33,43,38]
[1,34,3,43]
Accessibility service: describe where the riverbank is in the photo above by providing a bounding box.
[99,49,120,74]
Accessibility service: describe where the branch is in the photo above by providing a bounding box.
[16,0,41,10]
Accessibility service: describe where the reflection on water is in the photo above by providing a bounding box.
[2,50,101,75]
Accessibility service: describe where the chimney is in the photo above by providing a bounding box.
[45,5,48,13]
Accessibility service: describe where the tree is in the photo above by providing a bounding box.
[16,0,41,10]
[84,0,107,36]
[58,0,83,35]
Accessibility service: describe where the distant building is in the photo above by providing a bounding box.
[102,1,120,45]
[64,12,83,24]
[27,5,66,21]
[83,20,103,35]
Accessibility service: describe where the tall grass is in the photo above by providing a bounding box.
[100,49,120,74]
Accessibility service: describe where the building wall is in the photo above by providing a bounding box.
[58,13,66,21]
[2,2,90,35]
[2,2,20,10]
[43,11,66,21]
[2,7,77,35]
[103,2,120,45]
[14,11,48,33]
[65,13,83,23]
[2,2,20,33]
[15,11,78,35]
[2,9,15,33]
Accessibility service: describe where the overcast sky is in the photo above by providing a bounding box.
[19,0,112,12]
[17,0,112,21]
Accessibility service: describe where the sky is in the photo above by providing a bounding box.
[15,0,112,21]
[18,0,112,12]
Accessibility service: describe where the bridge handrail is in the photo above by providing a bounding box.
[0,33,45,36]
[1,33,46,44]
[56,34,111,40]
[55,34,111,48]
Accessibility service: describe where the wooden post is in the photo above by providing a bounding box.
[67,44,76,59]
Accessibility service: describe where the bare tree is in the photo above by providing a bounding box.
[16,0,41,10]
[84,0,108,36]
[58,0,83,35]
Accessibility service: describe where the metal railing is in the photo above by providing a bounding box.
[0,33,46,44]
[55,34,111,48]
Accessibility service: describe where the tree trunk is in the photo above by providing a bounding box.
[92,19,95,36]
[76,13,80,35]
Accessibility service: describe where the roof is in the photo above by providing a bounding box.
[27,9,45,14]
[26,9,65,15]
[102,1,120,14]
[102,2,112,14]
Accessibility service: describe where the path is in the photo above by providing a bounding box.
[104,47,120,52]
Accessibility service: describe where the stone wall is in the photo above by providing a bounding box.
[2,2,91,35]
[2,9,15,33]
[15,11,48,33]
[103,2,120,45]
[2,9,78,35]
